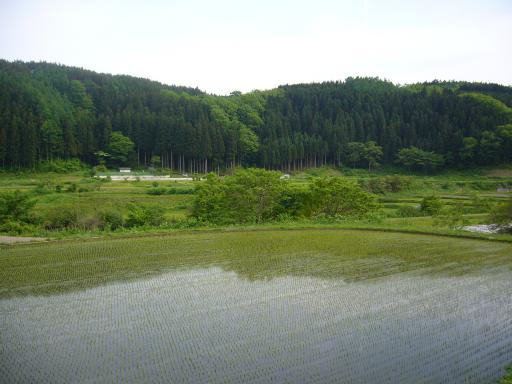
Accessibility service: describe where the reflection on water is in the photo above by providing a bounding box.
[1,230,512,383]
[1,267,512,383]
[1,230,511,297]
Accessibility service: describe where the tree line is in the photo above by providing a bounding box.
[1,60,511,171]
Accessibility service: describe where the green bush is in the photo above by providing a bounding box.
[501,365,512,384]
[167,187,194,195]
[147,187,167,196]
[470,181,496,190]
[309,177,379,218]
[193,169,289,224]
[0,190,37,224]
[433,202,470,229]
[192,170,379,224]
[383,175,411,192]
[94,164,108,173]
[0,220,35,235]
[490,197,512,233]
[44,208,80,230]
[34,178,56,195]
[77,215,102,231]
[361,178,386,194]
[38,158,84,173]
[420,195,443,216]
[125,204,165,227]
[360,176,411,194]
[395,205,422,218]
[66,183,78,193]
[100,209,124,230]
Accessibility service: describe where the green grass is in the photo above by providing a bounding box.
[503,366,512,384]
[1,228,512,383]
[2,228,511,298]
[0,167,511,238]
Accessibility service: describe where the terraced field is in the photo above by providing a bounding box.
[1,229,512,383]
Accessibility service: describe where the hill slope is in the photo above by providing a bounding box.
[1,60,511,170]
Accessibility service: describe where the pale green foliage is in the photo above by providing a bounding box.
[363,141,383,171]
[0,190,36,224]
[346,142,366,167]
[433,202,470,229]
[491,197,512,233]
[193,169,285,224]
[396,146,444,171]
[192,169,378,224]
[192,173,228,223]
[308,177,379,217]
[459,137,478,164]
[107,131,134,166]
[125,203,165,227]
[238,126,260,155]
[420,195,443,216]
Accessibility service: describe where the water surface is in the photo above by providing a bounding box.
[1,230,511,383]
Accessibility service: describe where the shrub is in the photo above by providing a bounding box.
[383,175,411,192]
[0,190,36,224]
[490,197,512,233]
[66,183,77,193]
[44,208,79,230]
[34,178,56,195]
[433,202,470,229]
[167,187,195,195]
[308,177,379,218]
[501,365,512,384]
[38,158,84,173]
[77,215,102,231]
[125,204,165,227]
[95,164,108,173]
[364,178,386,194]
[147,187,167,196]
[395,205,422,218]
[420,195,443,216]
[0,220,34,235]
[360,176,411,194]
[470,193,492,213]
[100,209,124,230]
[192,170,379,224]
[470,181,496,190]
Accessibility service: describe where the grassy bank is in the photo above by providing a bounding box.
[0,166,511,241]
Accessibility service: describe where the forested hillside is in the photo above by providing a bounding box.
[1,60,511,171]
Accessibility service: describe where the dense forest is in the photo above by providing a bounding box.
[1,60,511,171]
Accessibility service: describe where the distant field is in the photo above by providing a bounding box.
[1,229,511,382]
[0,167,511,238]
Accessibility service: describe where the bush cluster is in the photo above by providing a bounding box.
[192,169,379,225]
[147,187,194,196]
[0,190,38,234]
[38,158,85,173]
[42,203,167,231]
[359,175,412,194]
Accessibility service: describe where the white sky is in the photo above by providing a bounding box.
[0,0,511,95]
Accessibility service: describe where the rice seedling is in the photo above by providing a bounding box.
[1,229,511,383]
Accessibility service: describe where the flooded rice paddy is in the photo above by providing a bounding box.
[1,230,511,383]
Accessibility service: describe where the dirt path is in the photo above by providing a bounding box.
[0,236,46,245]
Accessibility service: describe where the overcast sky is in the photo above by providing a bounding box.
[1,0,510,94]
